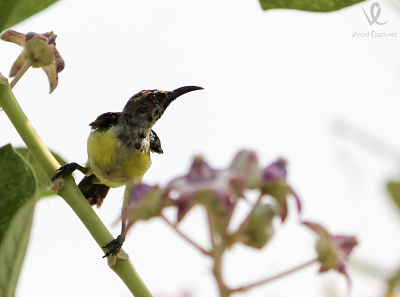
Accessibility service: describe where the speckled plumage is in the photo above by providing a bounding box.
[52,86,203,257]
[78,86,203,206]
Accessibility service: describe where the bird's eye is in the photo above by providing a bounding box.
[149,94,157,101]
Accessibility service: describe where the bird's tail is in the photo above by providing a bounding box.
[78,174,110,207]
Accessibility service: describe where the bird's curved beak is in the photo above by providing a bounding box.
[167,86,203,101]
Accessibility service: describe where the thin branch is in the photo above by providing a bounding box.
[160,214,210,256]
[206,209,230,297]
[232,258,318,293]
[10,58,33,89]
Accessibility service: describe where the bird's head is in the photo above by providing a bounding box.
[123,86,203,128]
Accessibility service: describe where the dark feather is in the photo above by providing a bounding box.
[89,112,121,129]
[78,174,110,207]
[150,129,163,154]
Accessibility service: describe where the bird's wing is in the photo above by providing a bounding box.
[89,112,121,129]
[150,129,163,154]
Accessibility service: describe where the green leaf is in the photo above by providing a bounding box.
[0,194,38,297]
[15,147,66,198]
[0,144,37,297]
[0,0,58,32]
[0,144,37,242]
[259,0,365,12]
[387,181,400,213]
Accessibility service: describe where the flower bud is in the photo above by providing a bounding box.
[262,158,287,183]
[235,204,276,249]
[303,221,358,289]
[229,150,261,189]
[260,158,301,221]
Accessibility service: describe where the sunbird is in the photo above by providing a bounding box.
[52,86,203,257]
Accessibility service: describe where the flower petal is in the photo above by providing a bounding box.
[54,48,65,73]
[130,183,153,204]
[333,235,358,257]
[42,64,58,93]
[121,183,165,230]
[187,156,217,183]
[229,150,261,188]
[174,192,198,222]
[25,32,47,43]
[9,50,28,77]
[0,30,26,46]
[290,186,302,213]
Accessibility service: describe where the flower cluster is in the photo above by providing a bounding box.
[0,30,64,93]
[122,150,301,249]
[122,150,358,289]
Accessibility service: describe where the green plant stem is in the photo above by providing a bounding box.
[0,74,152,297]
[10,58,33,89]
[232,258,318,293]
[207,210,230,297]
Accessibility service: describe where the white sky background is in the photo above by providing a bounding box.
[1,0,400,296]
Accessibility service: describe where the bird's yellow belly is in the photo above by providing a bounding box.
[87,129,151,187]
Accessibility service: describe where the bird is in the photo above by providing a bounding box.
[52,86,203,257]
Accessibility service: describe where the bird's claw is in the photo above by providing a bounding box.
[51,162,87,181]
[102,235,125,258]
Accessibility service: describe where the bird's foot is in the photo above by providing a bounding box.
[51,162,88,180]
[102,235,125,258]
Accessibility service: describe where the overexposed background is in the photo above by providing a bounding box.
[1,0,400,296]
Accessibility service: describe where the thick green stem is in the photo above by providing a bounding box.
[0,73,152,297]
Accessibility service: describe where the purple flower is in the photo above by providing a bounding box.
[0,30,65,93]
[130,183,154,204]
[262,158,287,183]
[229,150,261,189]
[121,150,305,246]
[260,158,301,221]
[122,183,165,231]
[165,156,243,222]
[303,221,358,290]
